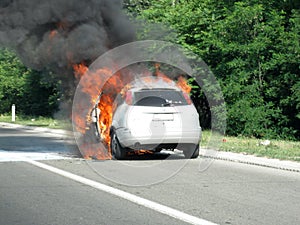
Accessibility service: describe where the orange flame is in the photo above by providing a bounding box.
[49,30,58,39]
[73,63,89,80]
[72,63,192,160]
[49,21,69,40]
[176,76,191,94]
[127,150,154,156]
[154,63,173,84]
[72,64,135,159]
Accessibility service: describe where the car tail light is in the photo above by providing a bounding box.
[125,91,133,105]
[183,92,192,105]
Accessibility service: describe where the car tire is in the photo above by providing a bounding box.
[111,132,126,160]
[191,144,200,159]
[183,144,199,159]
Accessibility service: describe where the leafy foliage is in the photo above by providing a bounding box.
[0,49,59,116]
[1,1,299,140]
[0,49,27,114]
[127,0,300,140]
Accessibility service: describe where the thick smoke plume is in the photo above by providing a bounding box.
[0,0,135,115]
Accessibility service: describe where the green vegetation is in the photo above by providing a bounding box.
[201,130,300,161]
[0,49,60,117]
[125,0,300,141]
[1,115,299,161]
[0,114,69,129]
[0,1,299,161]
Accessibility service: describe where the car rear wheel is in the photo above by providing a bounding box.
[183,144,199,159]
[111,133,126,160]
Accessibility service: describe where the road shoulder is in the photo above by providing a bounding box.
[1,122,299,172]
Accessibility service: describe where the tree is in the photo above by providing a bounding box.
[0,48,60,117]
[128,0,300,139]
[22,70,60,116]
[205,3,300,139]
[0,48,27,114]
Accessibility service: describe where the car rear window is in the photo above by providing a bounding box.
[133,89,188,107]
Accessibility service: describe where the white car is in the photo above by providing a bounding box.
[109,81,202,159]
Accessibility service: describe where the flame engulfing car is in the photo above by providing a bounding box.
[105,78,202,160]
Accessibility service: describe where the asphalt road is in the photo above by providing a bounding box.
[0,125,299,225]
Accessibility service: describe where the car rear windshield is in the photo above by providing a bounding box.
[133,89,188,107]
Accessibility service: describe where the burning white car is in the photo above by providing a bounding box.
[107,78,202,159]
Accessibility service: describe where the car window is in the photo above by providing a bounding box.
[133,89,188,106]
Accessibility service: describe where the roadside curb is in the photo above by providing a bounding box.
[200,148,300,173]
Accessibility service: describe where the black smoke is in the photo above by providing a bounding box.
[0,0,136,116]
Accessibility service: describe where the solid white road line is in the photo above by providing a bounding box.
[0,150,71,162]
[22,158,218,225]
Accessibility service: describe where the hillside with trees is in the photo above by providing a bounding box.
[0,0,299,140]
[0,49,59,117]
[125,0,300,140]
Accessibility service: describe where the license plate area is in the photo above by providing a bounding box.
[152,113,174,121]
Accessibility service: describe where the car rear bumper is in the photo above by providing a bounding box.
[115,127,201,149]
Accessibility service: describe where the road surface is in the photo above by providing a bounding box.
[0,124,299,225]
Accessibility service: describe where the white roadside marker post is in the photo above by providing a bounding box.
[12,104,16,122]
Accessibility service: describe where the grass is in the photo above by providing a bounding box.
[1,115,299,162]
[201,130,300,162]
[0,114,71,129]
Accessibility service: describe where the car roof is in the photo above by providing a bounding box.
[128,77,181,92]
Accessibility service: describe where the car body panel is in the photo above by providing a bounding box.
[111,86,201,151]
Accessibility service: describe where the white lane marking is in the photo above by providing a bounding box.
[0,150,71,162]
[22,158,218,225]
